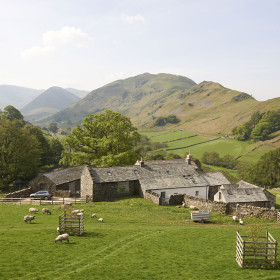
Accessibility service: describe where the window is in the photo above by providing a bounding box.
[195,191,199,196]
[166,170,171,175]
[107,171,112,176]
[245,189,250,195]
[227,190,233,195]
[134,170,139,175]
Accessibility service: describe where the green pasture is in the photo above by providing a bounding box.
[141,130,271,164]
[0,198,280,280]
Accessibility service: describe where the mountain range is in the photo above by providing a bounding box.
[2,73,280,135]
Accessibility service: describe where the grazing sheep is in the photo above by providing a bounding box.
[24,215,36,223]
[71,209,84,215]
[239,219,244,225]
[176,205,181,208]
[76,212,84,217]
[42,208,52,215]
[91,213,97,218]
[98,218,103,222]
[54,233,69,244]
[232,216,237,221]
[29,208,39,213]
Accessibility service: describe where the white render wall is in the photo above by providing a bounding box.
[151,186,209,200]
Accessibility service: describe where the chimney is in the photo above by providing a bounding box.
[140,157,144,167]
[186,151,192,165]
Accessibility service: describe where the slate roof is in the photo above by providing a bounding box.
[44,165,85,185]
[88,160,230,191]
[219,185,269,203]
[201,172,231,186]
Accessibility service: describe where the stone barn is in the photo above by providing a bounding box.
[29,166,85,197]
[80,158,230,204]
[214,180,275,211]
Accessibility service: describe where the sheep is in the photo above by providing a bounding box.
[232,216,237,221]
[57,227,60,233]
[71,209,84,215]
[91,213,97,218]
[29,208,39,213]
[24,215,36,223]
[42,208,52,215]
[76,212,84,217]
[54,233,69,244]
[239,219,244,225]
[98,218,103,222]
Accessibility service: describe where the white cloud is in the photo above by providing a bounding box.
[121,14,146,24]
[21,26,93,59]
[42,26,93,47]
[21,45,56,59]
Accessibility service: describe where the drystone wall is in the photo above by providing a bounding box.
[5,187,32,198]
[183,195,228,214]
[235,204,278,219]
[144,191,160,205]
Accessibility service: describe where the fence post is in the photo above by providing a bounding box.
[20,196,21,205]
[40,198,41,205]
[63,196,64,204]
[75,194,76,204]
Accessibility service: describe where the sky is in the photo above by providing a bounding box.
[0,0,280,101]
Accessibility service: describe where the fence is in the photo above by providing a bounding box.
[59,211,84,236]
[277,211,280,222]
[0,197,88,205]
[236,231,277,268]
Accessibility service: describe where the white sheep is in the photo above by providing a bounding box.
[24,215,36,223]
[42,208,52,215]
[76,212,84,217]
[239,219,244,225]
[71,209,84,215]
[54,233,69,244]
[232,216,237,221]
[91,213,97,218]
[29,208,39,213]
[57,227,60,233]
[98,218,103,222]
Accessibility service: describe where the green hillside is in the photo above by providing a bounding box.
[35,73,280,135]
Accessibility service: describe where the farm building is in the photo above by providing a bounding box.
[29,165,85,197]
[214,180,275,210]
[80,157,230,204]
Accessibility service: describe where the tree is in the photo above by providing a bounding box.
[0,105,25,127]
[0,120,41,188]
[48,122,58,133]
[49,138,64,165]
[60,110,141,167]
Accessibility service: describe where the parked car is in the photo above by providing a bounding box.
[30,191,53,200]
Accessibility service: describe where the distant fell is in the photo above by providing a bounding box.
[65,88,89,98]
[0,85,44,110]
[22,87,80,121]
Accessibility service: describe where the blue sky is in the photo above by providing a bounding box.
[0,0,279,101]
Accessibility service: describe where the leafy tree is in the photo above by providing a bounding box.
[0,105,25,127]
[49,138,64,165]
[145,151,181,160]
[48,122,58,133]
[60,110,141,167]
[0,120,41,188]
[23,125,52,166]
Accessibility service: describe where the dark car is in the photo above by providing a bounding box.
[30,190,53,200]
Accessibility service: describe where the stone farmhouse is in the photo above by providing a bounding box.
[214,180,275,210]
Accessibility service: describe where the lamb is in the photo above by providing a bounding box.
[91,213,97,218]
[98,218,103,222]
[29,208,39,213]
[24,215,36,223]
[232,216,237,221]
[42,208,52,215]
[54,233,69,244]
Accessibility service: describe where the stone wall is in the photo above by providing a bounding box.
[80,167,94,198]
[144,190,160,205]
[235,204,278,219]
[183,195,228,214]
[169,194,184,205]
[5,187,32,198]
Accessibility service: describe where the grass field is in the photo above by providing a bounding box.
[1,198,280,280]
[140,130,274,164]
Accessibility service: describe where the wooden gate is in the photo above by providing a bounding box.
[59,211,84,236]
